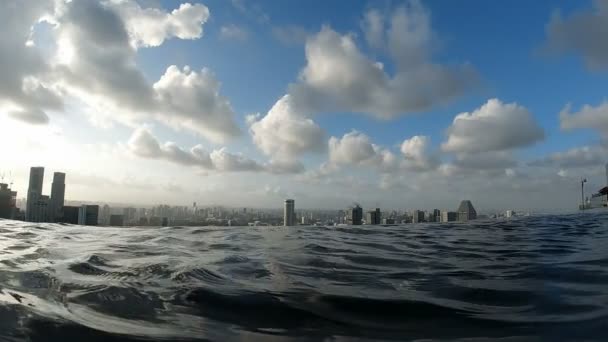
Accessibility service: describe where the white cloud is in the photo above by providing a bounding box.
[543,0,608,69]
[399,135,438,171]
[153,65,241,143]
[442,99,545,154]
[127,127,300,174]
[328,131,397,171]
[560,101,608,136]
[220,24,249,41]
[329,131,378,165]
[288,2,478,119]
[529,145,608,168]
[248,95,326,162]
[0,0,62,124]
[113,2,210,48]
[44,1,241,143]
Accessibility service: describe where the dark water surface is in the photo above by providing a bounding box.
[1,213,607,341]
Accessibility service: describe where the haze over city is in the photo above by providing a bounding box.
[2,0,608,211]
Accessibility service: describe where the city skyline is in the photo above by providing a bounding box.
[2,1,608,210]
[1,165,498,227]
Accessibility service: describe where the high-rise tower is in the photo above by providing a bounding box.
[50,172,66,222]
[26,167,44,222]
[284,199,295,226]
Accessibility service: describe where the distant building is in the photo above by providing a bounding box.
[441,211,457,222]
[505,210,515,218]
[0,183,17,219]
[587,163,608,209]
[457,200,477,222]
[26,166,44,222]
[78,205,99,226]
[110,214,124,226]
[99,205,111,226]
[433,209,441,222]
[29,195,50,223]
[412,210,425,223]
[123,207,136,224]
[60,206,80,224]
[347,205,363,225]
[149,216,161,226]
[50,172,66,222]
[382,218,395,224]
[366,208,381,225]
[284,199,295,226]
[161,217,169,227]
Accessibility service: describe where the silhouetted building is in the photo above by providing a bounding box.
[60,206,80,224]
[433,209,441,222]
[149,216,161,226]
[123,207,136,224]
[347,205,363,225]
[110,214,124,226]
[412,210,425,223]
[161,217,169,227]
[366,208,381,225]
[26,166,44,222]
[284,199,295,226]
[382,218,395,224]
[100,205,111,225]
[78,205,99,226]
[50,172,65,222]
[457,200,477,222]
[29,195,50,223]
[0,183,17,219]
[441,211,457,222]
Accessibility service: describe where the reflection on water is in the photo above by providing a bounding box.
[1,213,608,341]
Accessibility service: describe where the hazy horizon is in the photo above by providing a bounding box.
[2,0,608,211]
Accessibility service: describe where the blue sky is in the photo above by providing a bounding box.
[139,0,604,157]
[2,0,608,211]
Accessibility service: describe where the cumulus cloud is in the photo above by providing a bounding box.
[400,135,438,171]
[220,24,249,41]
[253,2,477,165]
[128,127,299,174]
[543,0,608,69]
[328,131,397,171]
[560,101,608,136]
[248,95,326,162]
[153,65,241,143]
[288,2,478,119]
[45,0,241,143]
[529,145,608,168]
[113,2,210,47]
[0,0,62,124]
[442,99,545,154]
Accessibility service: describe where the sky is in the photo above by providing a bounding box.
[1,0,608,212]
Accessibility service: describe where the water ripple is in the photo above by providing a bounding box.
[1,212,608,341]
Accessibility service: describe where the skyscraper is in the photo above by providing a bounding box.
[347,205,363,225]
[0,183,17,219]
[457,200,477,222]
[433,209,441,222]
[78,205,99,226]
[26,166,44,222]
[366,208,381,225]
[412,210,425,223]
[50,172,66,222]
[284,199,295,226]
